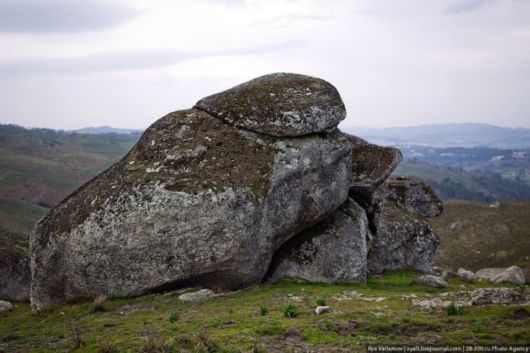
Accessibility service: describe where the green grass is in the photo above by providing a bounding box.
[0,271,527,352]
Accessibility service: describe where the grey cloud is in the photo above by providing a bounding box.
[262,14,332,29]
[200,0,249,7]
[0,0,138,33]
[0,40,306,77]
[444,0,495,15]
[270,14,332,23]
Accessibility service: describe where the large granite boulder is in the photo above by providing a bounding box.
[266,198,368,284]
[384,176,443,217]
[195,73,346,137]
[30,75,353,310]
[0,239,30,302]
[367,203,440,273]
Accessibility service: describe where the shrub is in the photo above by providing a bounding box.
[283,303,297,318]
[446,302,463,316]
[70,324,85,350]
[195,327,219,353]
[140,330,172,353]
[168,312,178,323]
[92,295,108,312]
[254,324,285,336]
[315,298,327,307]
[258,305,269,316]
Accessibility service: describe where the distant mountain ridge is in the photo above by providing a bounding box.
[74,125,142,135]
[343,123,530,149]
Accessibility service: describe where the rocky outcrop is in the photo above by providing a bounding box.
[266,198,368,284]
[384,176,443,217]
[30,74,352,310]
[345,156,443,274]
[367,203,440,273]
[471,288,526,305]
[0,241,30,302]
[29,72,445,310]
[195,73,346,137]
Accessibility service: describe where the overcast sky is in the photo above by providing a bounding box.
[0,0,529,130]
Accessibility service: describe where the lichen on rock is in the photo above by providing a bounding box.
[28,72,445,311]
[195,73,346,137]
[384,176,443,217]
[266,198,369,284]
[30,101,353,310]
[367,202,440,274]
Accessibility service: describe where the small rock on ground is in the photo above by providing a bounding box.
[412,274,448,288]
[457,268,476,282]
[0,300,13,312]
[177,289,215,302]
[315,306,330,315]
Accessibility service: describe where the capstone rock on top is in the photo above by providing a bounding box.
[195,73,346,137]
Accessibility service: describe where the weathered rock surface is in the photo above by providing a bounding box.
[28,72,447,310]
[31,107,352,310]
[476,266,526,285]
[367,203,440,274]
[341,137,441,275]
[430,266,456,279]
[346,135,402,211]
[493,266,526,285]
[0,243,30,302]
[178,289,215,302]
[266,198,368,284]
[0,300,13,312]
[384,176,443,217]
[195,73,346,137]
[471,288,526,305]
[412,274,448,288]
[476,268,505,281]
[457,268,476,282]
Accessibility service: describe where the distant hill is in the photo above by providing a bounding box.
[343,123,530,149]
[395,160,530,202]
[429,200,530,275]
[0,124,138,209]
[74,125,143,135]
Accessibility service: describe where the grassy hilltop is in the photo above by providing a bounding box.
[0,125,138,209]
[430,200,530,275]
[1,271,528,352]
[0,124,138,245]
